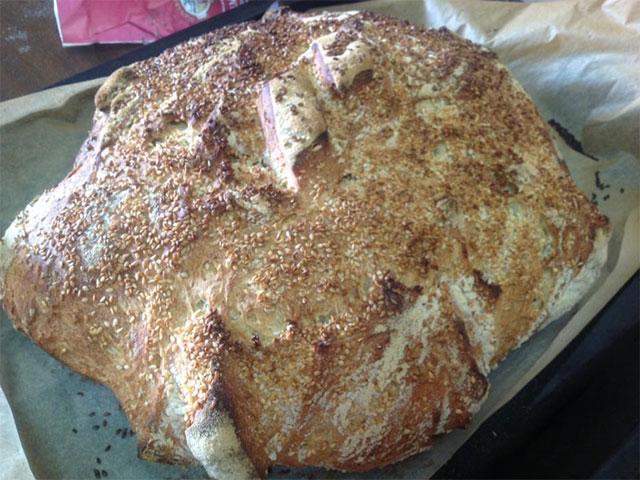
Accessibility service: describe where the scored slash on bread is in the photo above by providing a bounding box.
[257,30,374,191]
[0,9,610,480]
[257,69,327,191]
[312,31,374,93]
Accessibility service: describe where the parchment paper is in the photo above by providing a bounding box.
[1,1,638,478]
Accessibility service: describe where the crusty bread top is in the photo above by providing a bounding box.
[1,9,609,478]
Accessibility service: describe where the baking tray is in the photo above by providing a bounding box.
[17,0,640,477]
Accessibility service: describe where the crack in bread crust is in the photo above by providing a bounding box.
[0,9,610,479]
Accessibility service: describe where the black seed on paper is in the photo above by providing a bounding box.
[103,420,108,427]
[594,170,610,191]
[104,412,111,417]
[620,187,625,193]
[93,425,100,430]
[93,469,101,479]
[101,470,108,477]
[129,430,135,437]
[604,194,610,200]
[89,412,96,417]
[115,429,121,435]
[97,457,102,464]
[121,428,128,439]
[76,392,84,397]
[72,428,78,434]
[105,445,111,452]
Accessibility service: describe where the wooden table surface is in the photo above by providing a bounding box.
[0,0,140,101]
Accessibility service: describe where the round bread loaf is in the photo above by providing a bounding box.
[0,9,610,478]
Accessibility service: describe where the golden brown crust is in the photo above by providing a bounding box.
[94,66,138,112]
[0,9,610,477]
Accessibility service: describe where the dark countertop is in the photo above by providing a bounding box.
[0,0,138,101]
